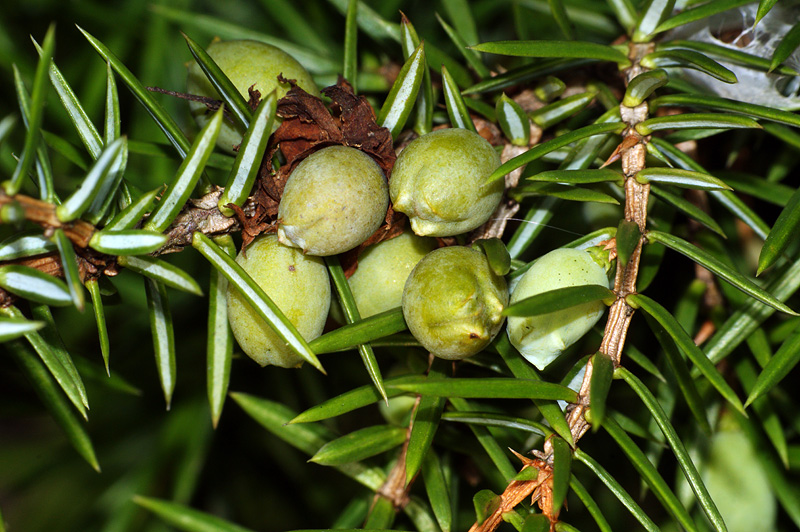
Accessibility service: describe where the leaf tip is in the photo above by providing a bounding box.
[733,398,749,417]
[743,393,756,409]
[132,494,148,507]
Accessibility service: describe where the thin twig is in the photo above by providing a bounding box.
[470,41,656,532]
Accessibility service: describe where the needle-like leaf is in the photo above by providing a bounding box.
[471,40,629,66]
[206,235,234,429]
[78,26,194,160]
[651,94,800,127]
[757,186,800,275]
[134,496,255,532]
[618,368,728,532]
[85,279,110,375]
[647,230,797,315]
[421,451,452,532]
[551,435,572,515]
[377,43,425,139]
[487,122,625,183]
[436,12,490,79]
[641,312,711,434]
[183,32,252,132]
[441,64,476,131]
[310,425,407,465]
[405,362,447,484]
[503,285,613,317]
[641,49,737,83]
[89,229,168,256]
[636,113,759,135]
[56,137,125,223]
[745,325,800,407]
[589,352,614,430]
[291,375,420,424]
[653,0,752,34]
[0,317,44,342]
[4,25,54,196]
[634,0,676,41]
[627,293,746,415]
[496,93,531,146]
[309,307,407,354]
[52,229,85,312]
[756,0,779,24]
[144,108,222,233]
[529,91,596,129]
[218,92,276,216]
[602,415,700,532]
[635,167,732,190]
[0,306,88,419]
[0,265,72,307]
[400,14,433,136]
[623,69,669,107]
[104,187,161,231]
[574,449,659,532]
[326,255,386,402]
[389,377,578,401]
[13,65,56,203]
[117,255,203,296]
[145,278,176,409]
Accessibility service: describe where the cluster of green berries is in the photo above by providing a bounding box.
[190,40,611,369]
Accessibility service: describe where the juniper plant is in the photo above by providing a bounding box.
[1,1,800,532]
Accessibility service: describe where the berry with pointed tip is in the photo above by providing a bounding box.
[390,128,503,237]
[402,246,508,360]
[507,248,609,370]
[277,146,389,256]
[226,235,330,368]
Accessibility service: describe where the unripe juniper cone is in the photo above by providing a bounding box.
[507,248,610,370]
[186,39,318,152]
[226,235,331,368]
[402,246,508,360]
[277,146,389,256]
[348,231,437,318]
[390,128,504,237]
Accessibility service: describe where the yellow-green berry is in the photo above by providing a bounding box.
[348,231,437,318]
[507,248,609,370]
[186,39,318,152]
[390,128,503,237]
[402,246,508,360]
[226,235,330,368]
[277,146,389,256]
